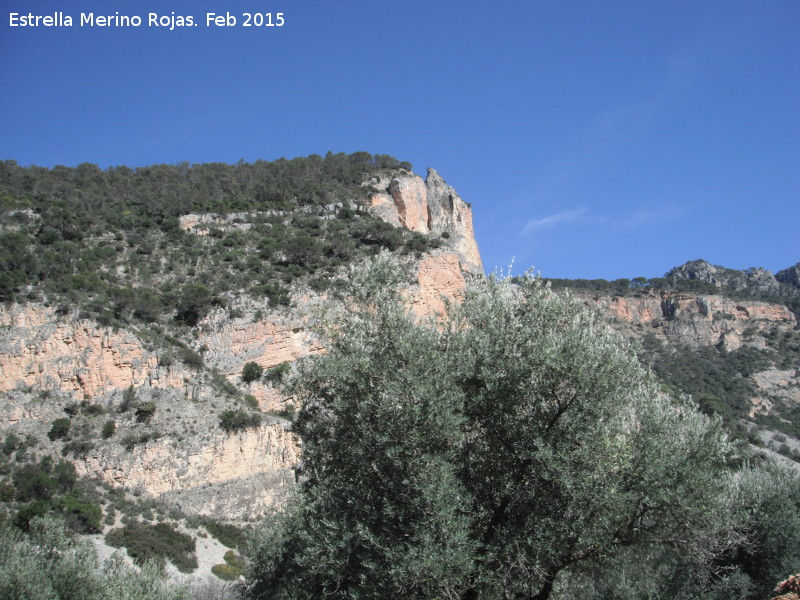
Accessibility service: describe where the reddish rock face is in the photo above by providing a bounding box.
[771,574,800,600]
[73,421,300,518]
[409,253,467,320]
[596,291,796,349]
[368,168,483,275]
[0,304,184,397]
[582,289,798,422]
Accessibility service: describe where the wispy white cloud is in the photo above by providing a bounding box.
[521,205,682,236]
[521,207,588,234]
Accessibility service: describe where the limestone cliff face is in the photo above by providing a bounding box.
[0,179,484,519]
[0,291,312,514]
[199,309,321,375]
[0,304,187,396]
[408,253,467,319]
[74,421,299,518]
[604,292,795,350]
[368,168,483,275]
[591,290,799,422]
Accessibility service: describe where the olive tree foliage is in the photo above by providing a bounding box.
[712,460,800,599]
[245,254,738,600]
[0,516,191,600]
[561,458,800,600]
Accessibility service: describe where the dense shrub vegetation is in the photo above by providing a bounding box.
[47,417,71,441]
[7,456,103,534]
[0,517,192,600]
[0,153,441,323]
[219,409,262,433]
[241,361,264,383]
[197,518,249,550]
[105,520,198,573]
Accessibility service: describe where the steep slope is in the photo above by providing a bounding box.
[366,168,483,274]
[555,260,800,457]
[0,156,481,533]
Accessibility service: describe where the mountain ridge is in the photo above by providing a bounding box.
[1,156,798,582]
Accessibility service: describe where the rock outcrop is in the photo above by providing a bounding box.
[587,288,799,424]
[368,168,483,275]
[602,291,795,349]
[0,167,486,519]
[770,574,800,600]
[74,420,299,519]
[0,304,187,396]
[777,262,800,288]
[408,253,467,319]
[666,259,782,294]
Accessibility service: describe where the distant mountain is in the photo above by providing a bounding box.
[547,259,800,466]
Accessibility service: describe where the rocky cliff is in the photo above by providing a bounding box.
[0,300,304,519]
[0,165,483,522]
[604,292,795,350]
[575,259,800,441]
[0,304,187,397]
[367,168,483,275]
[666,259,783,294]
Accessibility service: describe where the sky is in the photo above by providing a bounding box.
[1,0,798,279]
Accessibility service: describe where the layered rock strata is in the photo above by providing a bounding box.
[603,292,795,350]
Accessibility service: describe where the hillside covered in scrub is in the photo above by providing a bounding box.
[544,259,800,457]
[0,152,483,583]
[0,154,799,599]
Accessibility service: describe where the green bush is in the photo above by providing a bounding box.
[241,361,264,383]
[106,521,198,573]
[264,361,290,384]
[82,402,106,416]
[55,493,102,533]
[223,549,245,569]
[52,460,77,492]
[175,283,215,326]
[120,432,159,451]
[13,466,56,502]
[218,410,261,433]
[267,403,296,421]
[13,501,50,531]
[61,440,94,457]
[135,402,157,423]
[2,432,21,456]
[48,417,71,441]
[102,420,116,439]
[0,482,15,501]
[120,385,136,413]
[201,519,247,550]
[178,347,204,370]
[211,562,241,581]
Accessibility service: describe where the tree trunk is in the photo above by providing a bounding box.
[530,570,558,600]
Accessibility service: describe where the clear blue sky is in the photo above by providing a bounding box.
[2,0,797,279]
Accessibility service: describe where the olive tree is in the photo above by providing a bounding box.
[245,255,737,600]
